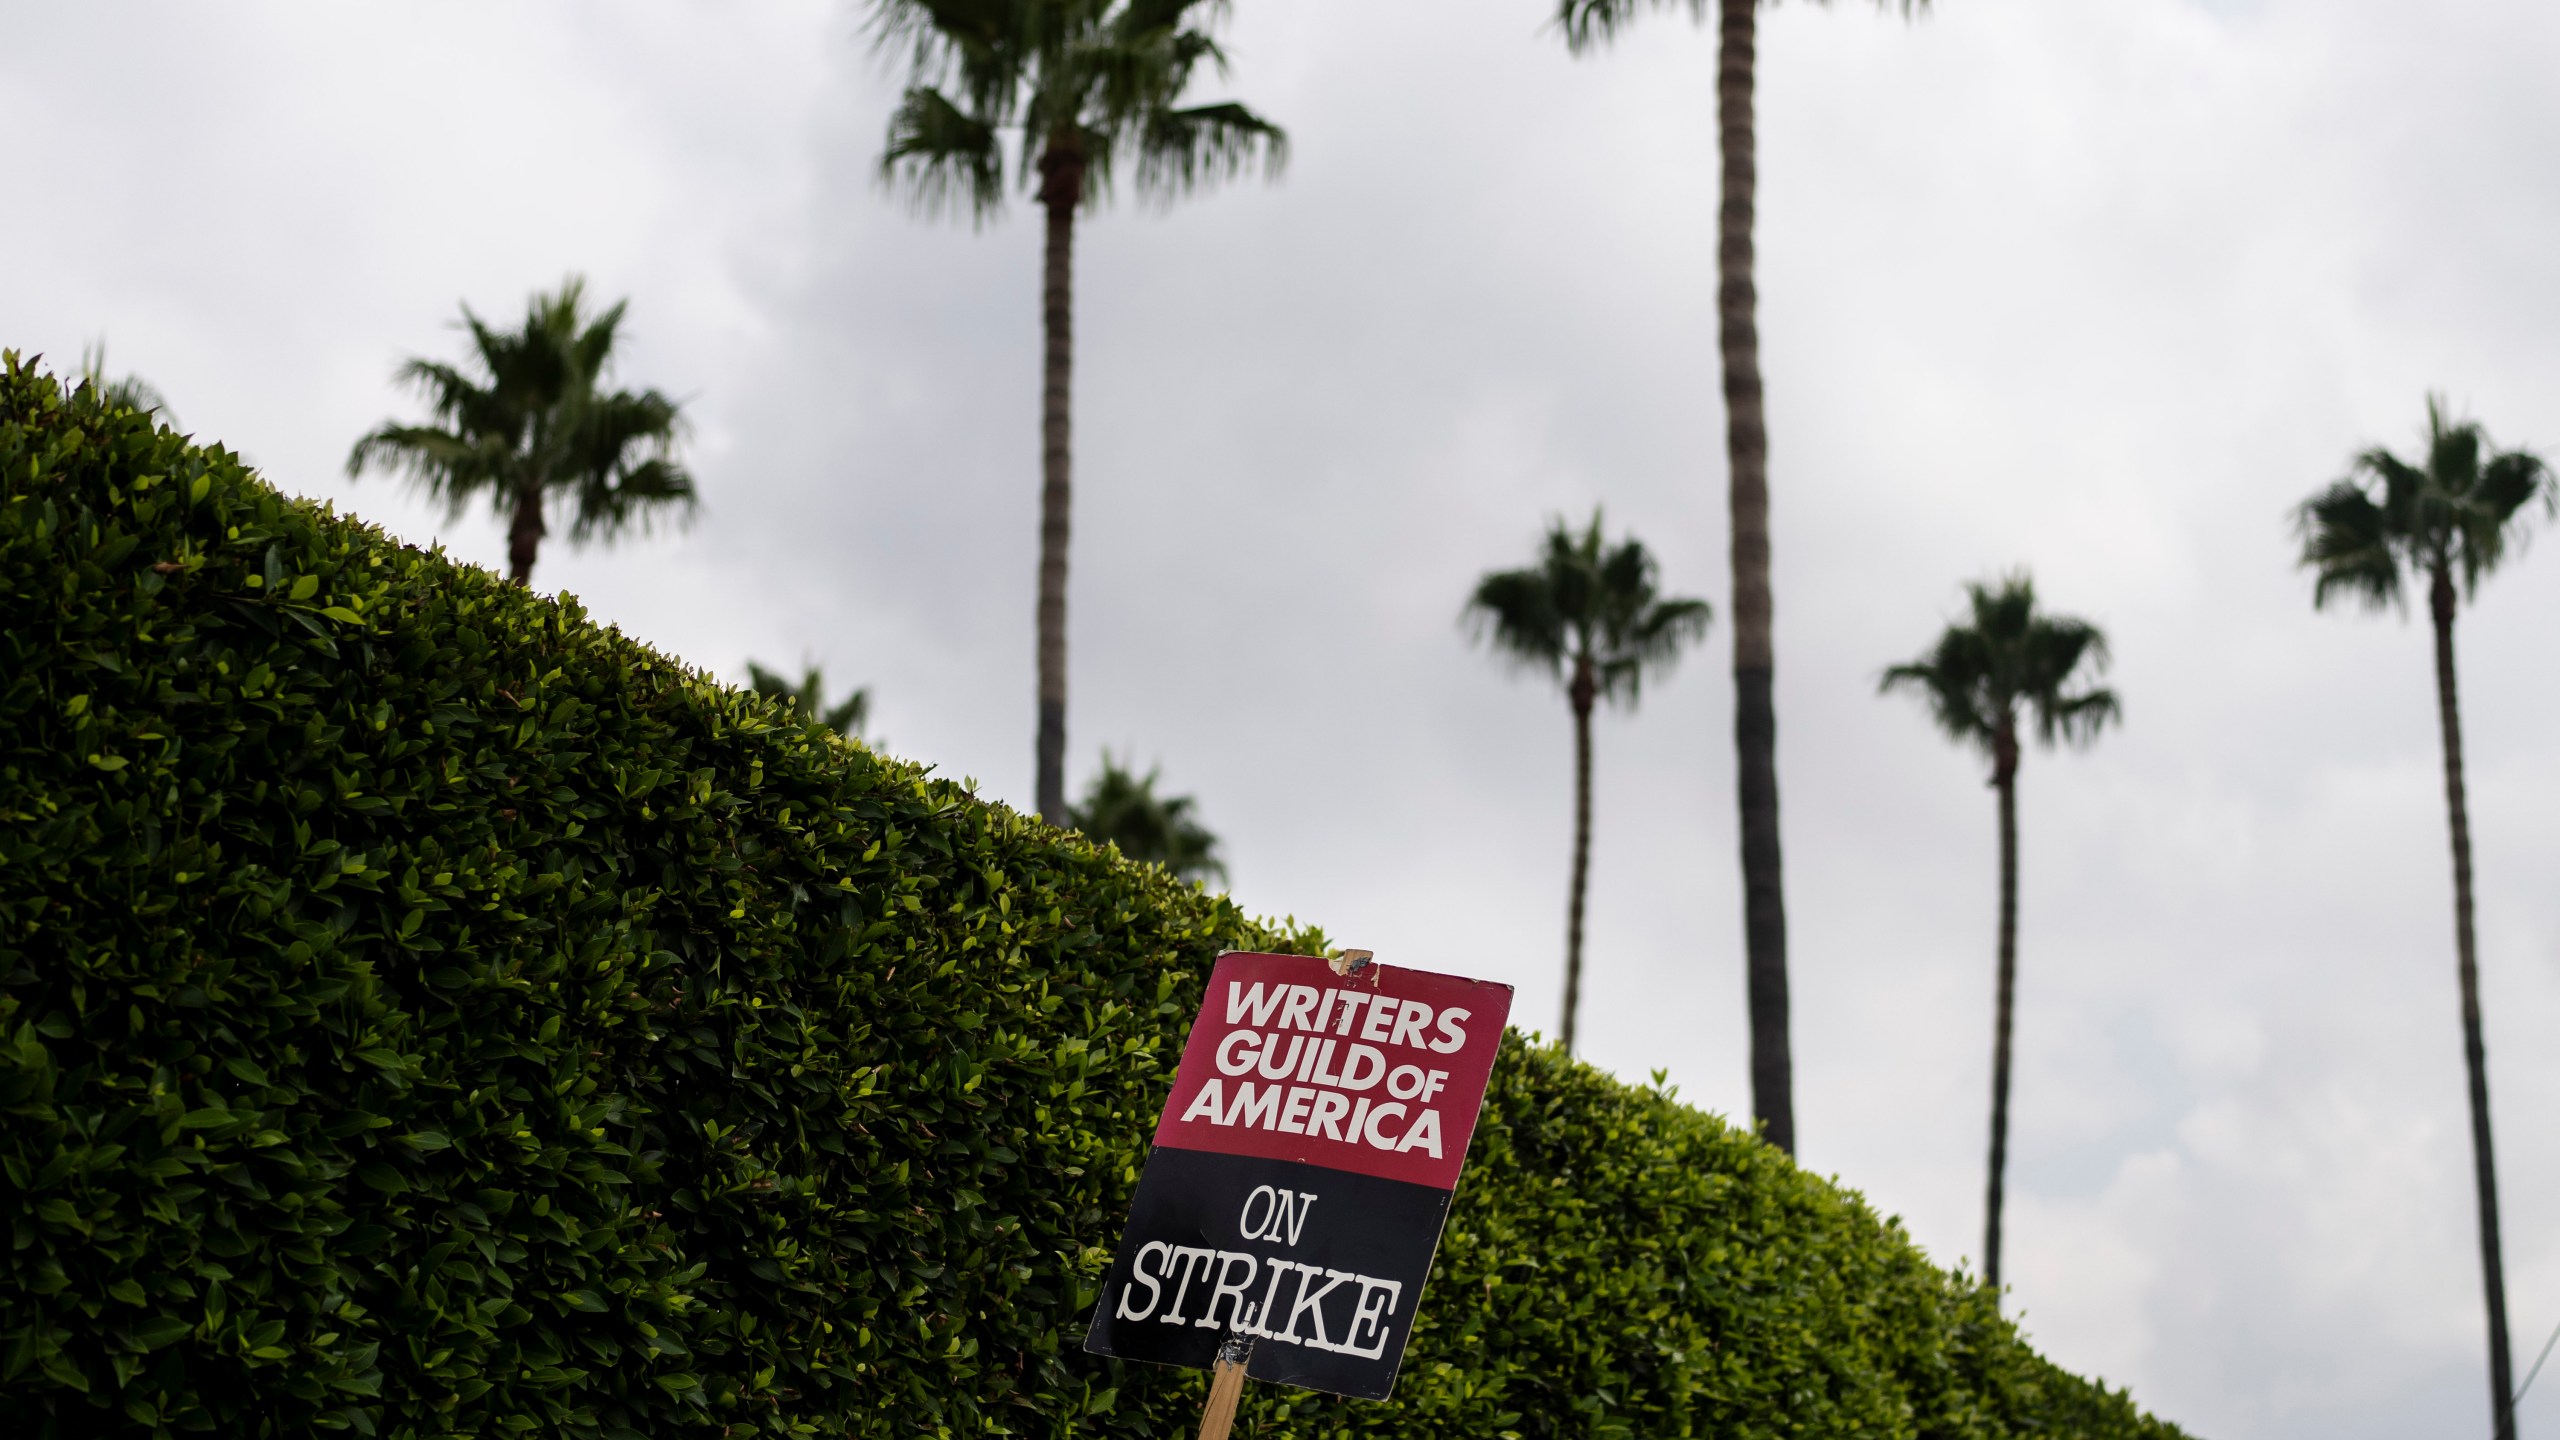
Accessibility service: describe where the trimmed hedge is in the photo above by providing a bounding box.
[0,354,2189,1439]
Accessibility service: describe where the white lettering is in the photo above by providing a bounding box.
[1214,1030,1260,1076]
[1128,1246,1401,1361]
[1309,1090,1352,1141]
[1363,1101,1407,1149]
[1278,984,1320,1032]
[1338,1044,1387,1092]
[1247,1254,1295,1336]
[1359,998,1397,1042]
[1421,1069,1449,1102]
[1344,1277,1403,1358]
[1115,1241,1171,1320]
[1181,1078,1226,1123]
[1196,1252,1260,1329]
[1331,991,1374,1036]
[1278,1085,1315,1134]
[1431,1007,1471,1054]
[1225,1082,1282,1129]
[1277,1264,1353,1352]
[1225,981,1284,1027]
[1161,1245,1216,1323]
[1389,1000,1431,1048]
[1239,1187,1320,1244]
[1238,1184,1279,1238]
[1281,1191,1316,1245]
[1257,1033,1307,1080]
[1298,1037,1340,1085]
[1396,1107,1444,1158]
[1387,1064,1427,1100]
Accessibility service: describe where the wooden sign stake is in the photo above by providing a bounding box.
[1195,1334,1254,1440]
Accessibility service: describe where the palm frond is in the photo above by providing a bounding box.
[1130,100,1284,199]
[346,423,514,518]
[749,662,869,738]
[1465,568,1569,678]
[1879,656,1995,753]
[2294,479,2403,613]
[1552,0,1705,55]
[566,456,697,544]
[1620,595,1713,672]
[1079,17,1200,106]
[2456,446,2552,594]
[76,342,177,428]
[1117,0,1226,35]
[569,292,631,384]
[2040,686,2121,748]
[883,85,1009,221]
[866,0,1025,112]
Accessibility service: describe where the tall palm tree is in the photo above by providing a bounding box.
[871,0,1285,827]
[1556,0,1929,1154]
[2295,396,2552,1440]
[1881,572,2115,1297]
[748,661,871,738]
[348,276,695,587]
[1068,752,1225,884]
[1467,511,1712,1054]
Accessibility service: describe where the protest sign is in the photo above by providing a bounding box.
[1084,950,1514,1407]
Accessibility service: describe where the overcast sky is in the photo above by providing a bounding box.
[11,1,2560,1434]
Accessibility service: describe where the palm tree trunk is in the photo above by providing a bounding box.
[1984,748,2020,1295]
[1563,674,1596,1054]
[507,484,545,587]
[1034,146,1083,824]
[2432,565,2515,1440]
[1718,0,1791,1154]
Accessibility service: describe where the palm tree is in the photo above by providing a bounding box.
[870,0,1285,825]
[1067,752,1225,884]
[1466,511,1712,1055]
[1556,0,1929,1154]
[2295,396,2552,1440]
[348,277,695,587]
[748,662,871,738]
[1881,572,2116,1297]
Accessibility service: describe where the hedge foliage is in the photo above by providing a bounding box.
[0,354,2190,1439]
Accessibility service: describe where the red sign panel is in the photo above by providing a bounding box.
[1151,951,1511,1191]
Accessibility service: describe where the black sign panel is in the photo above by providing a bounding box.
[1084,1148,1449,1399]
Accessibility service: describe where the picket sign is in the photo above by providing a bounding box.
[1082,950,1515,1438]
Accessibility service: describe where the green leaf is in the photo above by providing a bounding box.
[354,1163,408,1195]
[129,1316,192,1351]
